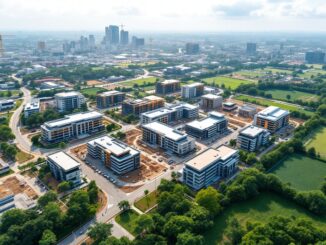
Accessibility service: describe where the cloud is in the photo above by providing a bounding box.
[212,1,263,17]
[113,6,140,16]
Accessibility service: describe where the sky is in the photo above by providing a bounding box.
[0,0,326,32]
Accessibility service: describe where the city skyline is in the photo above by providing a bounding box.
[1,0,326,32]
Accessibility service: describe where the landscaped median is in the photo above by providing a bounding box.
[115,209,140,236]
[134,190,158,212]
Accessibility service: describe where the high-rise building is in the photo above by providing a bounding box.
[246,42,257,55]
[185,43,200,55]
[120,30,129,45]
[55,91,86,112]
[200,94,223,111]
[0,35,4,57]
[155,79,181,95]
[254,106,290,133]
[122,95,165,116]
[305,51,325,64]
[89,35,95,49]
[132,36,145,48]
[105,25,120,45]
[237,126,270,152]
[181,83,204,99]
[37,41,46,51]
[96,90,125,109]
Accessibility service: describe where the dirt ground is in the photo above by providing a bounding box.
[70,144,87,160]
[119,184,143,193]
[0,176,38,199]
[87,80,104,86]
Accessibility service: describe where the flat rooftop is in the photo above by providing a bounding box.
[240,104,256,111]
[186,112,226,130]
[143,121,188,141]
[160,79,180,85]
[55,91,82,98]
[43,111,102,128]
[186,148,221,171]
[142,103,198,119]
[201,94,222,100]
[182,82,203,88]
[48,152,80,171]
[98,90,124,96]
[257,106,289,121]
[125,95,164,105]
[223,102,236,107]
[216,145,238,161]
[24,102,39,110]
[88,136,139,157]
[240,125,267,138]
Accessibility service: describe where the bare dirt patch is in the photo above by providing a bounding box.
[119,184,143,193]
[70,144,87,160]
[0,176,38,199]
[87,80,104,86]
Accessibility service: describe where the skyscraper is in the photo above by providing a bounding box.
[246,43,257,55]
[132,36,145,48]
[89,35,95,49]
[120,30,129,45]
[305,51,325,64]
[185,43,200,55]
[105,25,119,45]
[0,35,4,57]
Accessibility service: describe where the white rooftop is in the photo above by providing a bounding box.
[240,126,267,138]
[48,152,80,171]
[55,91,82,98]
[143,121,188,141]
[98,90,123,96]
[186,112,226,130]
[183,82,203,88]
[88,136,139,157]
[257,106,289,121]
[24,102,39,110]
[160,79,180,85]
[201,93,222,100]
[44,111,102,128]
[142,103,197,119]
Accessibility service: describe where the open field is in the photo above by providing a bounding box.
[134,190,158,212]
[86,80,104,86]
[80,87,108,96]
[270,154,326,191]
[265,89,319,102]
[204,192,326,244]
[119,77,157,88]
[234,94,314,116]
[233,70,266,79]
[263,67,293,74]
[203,76,254,90]
[300,69,326,79]
[0,90,21,97]
[306,127,326,159]
[16,150,34,164]
[115,209,139,235]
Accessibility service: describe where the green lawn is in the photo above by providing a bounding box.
[80,87,107,96]
[115,209,139,235]
[204,192,326,245]
[306,127,326,159]
[16,150,34,164]
[264,89,319,102]
[235,69,267,79]
[134,191,158,212]
[263,67,293,74]
[270,154,326,191]
[120,77,157,88]
[299,69,326,79]
[234,94,314,116]
[203,76,254,90]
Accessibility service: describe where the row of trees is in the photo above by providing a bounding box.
[0,181,99,245]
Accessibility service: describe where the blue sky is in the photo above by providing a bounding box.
[0,0,326,32]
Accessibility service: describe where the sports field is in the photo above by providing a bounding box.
[270,154,326,191]
[119,77,157,88]
[234,94,314,116]
[306,127,326,159]
[265,89,319,102]
[203,76,254,90]
[204,192,326,244]
[80,87,107,96]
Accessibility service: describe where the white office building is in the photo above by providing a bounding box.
[47,152,82,186]
[0,99,15,111]
[55,91,85,112]
[24,101,40,118]
[87,136,140,175]
[140,103,199,125]
[183,146,239,190]
[185,112,228,139]
[142,121,195,155]
[181,82,204,99]
[237,126,270,152]
[254,106,290,133]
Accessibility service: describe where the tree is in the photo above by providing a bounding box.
[0,209,28,233]
[37,191,58,207]
[87,222,113,244]
[88,180,99,204]
[195,186,223,216]
[321,177,326,195]
[57,181,72,193]
[0,125,14,141]
[163,215,194,238]
[59,142,66,149]
[186,205,213,233]
[225,218,245,245]
[176,231,203,245]
[39,229,57,245]
[229,139,237,147]
[245,152,257,165]
[118,200,130,211]
[134,215,154,236]
[144,189,149,207]
[286,94,291,100]
[31,134,40,145]
[307,147,316,158]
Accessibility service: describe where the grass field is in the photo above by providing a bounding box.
[80,87,108,96]
[204,192,326,244]
[203,76,254,90]
[134,191,158,212]
[115,210,139,235]
[264,67,293,74]
[306,127,326,159]
[16,150,34,164]
[265,89,319,102]
[119,77,157,88]
[234,70,266,79]
[270,154,326,191]
[234,95,314,116]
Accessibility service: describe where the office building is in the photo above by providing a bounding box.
[89,35,96,49]
[105,25,120,45]
[37,41,46,51]
[0,99,14,111]
[185,112,228,140]
[55,91,85,112]
[87,136,140,175]
[223,102,237,111]
[141,103,199,125]
[185,43,200,55]
[142,121,195,155]
[47,152,81,186]
[132,36,145,48]
[254,106,290,133]
[181,83,204,99]
[122,95,165,116]
[183,146,239,190]
[238,104,257,118]
[120,30,129,45]
[246,42,257,55]
[305,51,325,64]
[200,94,223,111]
[24,101,40,118]
[96,90,125,109]
[41,111,104,143]
[237,126,270,152]
[156,79,181,95]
